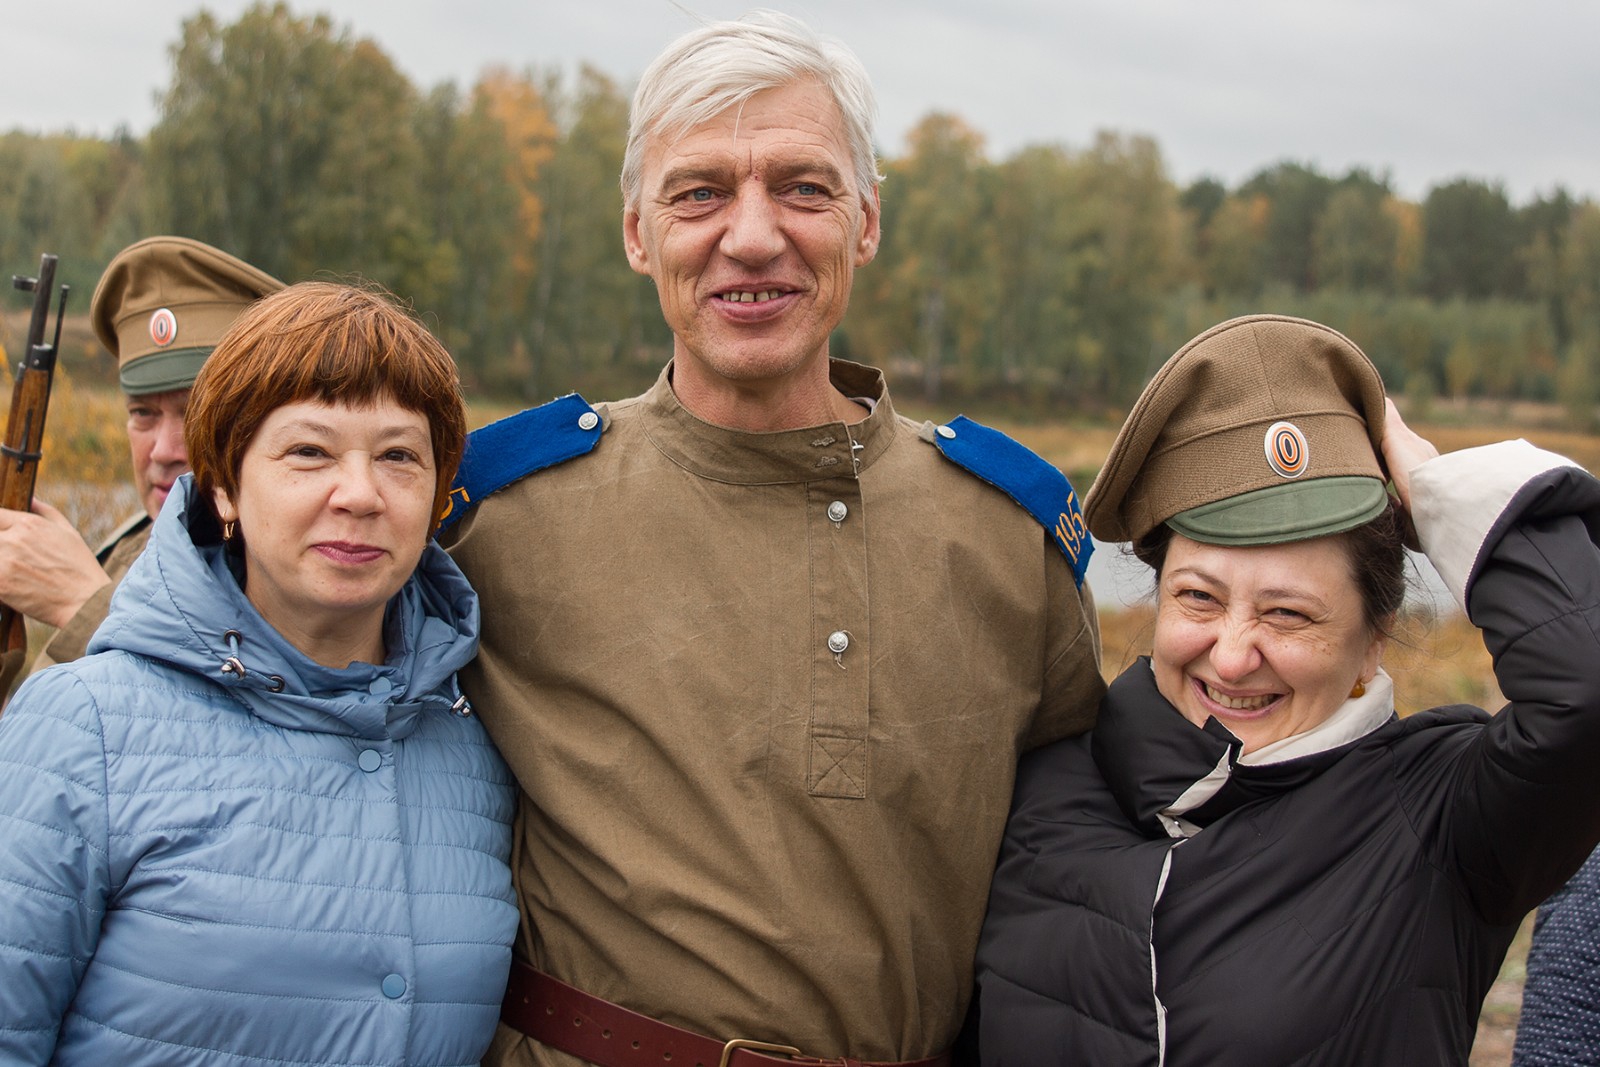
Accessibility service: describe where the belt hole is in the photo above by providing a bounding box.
[632,1041,642,1049]
[573,1017,582,1027]
[602,1029,612,1039]
[544,1006,554,1015]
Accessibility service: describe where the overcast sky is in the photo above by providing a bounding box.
[11,0,1599,203]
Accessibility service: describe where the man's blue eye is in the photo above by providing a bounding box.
[796,183,819,196]
[691,189,714,201]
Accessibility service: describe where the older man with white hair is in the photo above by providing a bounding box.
[444,13,1104,1067]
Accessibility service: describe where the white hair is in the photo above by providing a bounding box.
[621,10,882,210]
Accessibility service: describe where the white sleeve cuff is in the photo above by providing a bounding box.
[1409,439,1580,612]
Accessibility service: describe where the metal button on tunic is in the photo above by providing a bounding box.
[805,471,871,799]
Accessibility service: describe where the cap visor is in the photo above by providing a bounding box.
[120,348,209,395]
[1166,476,1389,546]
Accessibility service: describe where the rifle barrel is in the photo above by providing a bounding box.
[0,253,67,661]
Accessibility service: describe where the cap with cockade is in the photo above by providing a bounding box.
[1083,314,1389,548]
[91,236,285,396]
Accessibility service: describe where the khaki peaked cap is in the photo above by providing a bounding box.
[92,236,285,396]
[1084,314,1389,546]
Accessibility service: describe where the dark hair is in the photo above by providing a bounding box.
[1134,498,1408,637]
[187,281,466,530]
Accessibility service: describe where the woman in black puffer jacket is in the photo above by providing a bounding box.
[974,315,1600,1066]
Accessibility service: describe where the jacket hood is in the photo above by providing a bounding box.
[89,475,480,740]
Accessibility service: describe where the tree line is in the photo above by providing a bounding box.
[5,1,1600,419]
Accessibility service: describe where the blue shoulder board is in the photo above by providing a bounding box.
[930,415,1093,587]
[438,393,602,530]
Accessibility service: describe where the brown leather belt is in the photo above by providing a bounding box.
[501,960,952,1067]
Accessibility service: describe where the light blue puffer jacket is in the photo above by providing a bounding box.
[0,477,516,1066]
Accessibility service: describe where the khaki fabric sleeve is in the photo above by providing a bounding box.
[30,521,150,679]
[33,578,118,672]
[0,649,25,704]
[1023,536,1106,750]
[1,574,110,705]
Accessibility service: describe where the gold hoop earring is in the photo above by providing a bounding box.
[223,521,236,542]
[1350,680,1367,699]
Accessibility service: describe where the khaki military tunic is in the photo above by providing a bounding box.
[0,513,150,696]
[448,362,1103,1066]
[35,513,151,670]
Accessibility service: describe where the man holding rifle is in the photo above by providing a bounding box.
[0,237,282,694]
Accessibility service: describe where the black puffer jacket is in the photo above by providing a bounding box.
[975,447,1600,1066]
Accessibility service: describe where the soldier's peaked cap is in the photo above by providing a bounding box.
[92,236,285,396]
[1083,314,1389,548]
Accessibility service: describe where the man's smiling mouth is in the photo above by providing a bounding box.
[716,290,785,303]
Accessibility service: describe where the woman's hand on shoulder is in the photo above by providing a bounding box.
[1382,398,1441,514]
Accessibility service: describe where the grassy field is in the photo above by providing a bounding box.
[7,377,1582,1064]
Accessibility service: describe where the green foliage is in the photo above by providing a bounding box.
[1314,185,1398,292]
[983,144,1098,393]
[1180,177,1227,234]
[860,127,1187,407]
[0,131,142,297]
[1557,203,1600,426]
[861,113,996,400]
[146,3,432,293]
[409,80,527,388]
[1155,288,1557,405]
[2,4,1597,418]
[521,66,665,400]
[1421,179,1520,300]
[1237,162,1338,292]
[1200,193,1270,299]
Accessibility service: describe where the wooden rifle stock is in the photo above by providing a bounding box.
[1,254,69,663]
